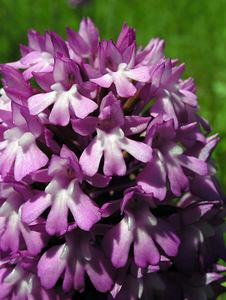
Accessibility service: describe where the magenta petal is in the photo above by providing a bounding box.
[166,156,188,196]
[85,247,115,293]
[0,215,20,253]
[134,227,160,267]
[62,265,73,292]
[151,95,178,128]
[38,244,68,289]
[71,117,97,136]
[86,173,111,188]
[123,116,151,136]
[73,259,85,292]
[0,269,12,299]
[137,155,166,201]
[177,154,208,176]
[153,220,180,257]
[102,218,133,268]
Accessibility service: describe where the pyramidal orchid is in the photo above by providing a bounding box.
[0,18,225,299]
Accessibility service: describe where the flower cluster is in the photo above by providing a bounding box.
[0,18,225,299]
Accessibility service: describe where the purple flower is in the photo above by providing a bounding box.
[28,57,98,126]
[0,18,225,299]
[90,40,150,97]
[79,92,152,176]
[0,184,47,255]
[67,17,99,63]
[22,145,101,235]
[102,187,180,268]
[0,256,61,300]
[37,231,115,293]
[137,115,208,199]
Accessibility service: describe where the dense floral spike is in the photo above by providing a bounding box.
[0,18,225,299]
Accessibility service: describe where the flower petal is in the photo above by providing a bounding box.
[22,192,52,224]
[85,247,115,293]
[120,138,152,163]
[79,137,103,176]
[67,183,100,231]
[125,66,150,82]
[38,244,68,289]
[46,190,69,235]
[102,218,133,268]
[49,97,70,126]
[113,74,136,98]
[20,223,45,255]
[14,143,48,181]
[103,141,126,176]
[69,93,98,119]
[28,92,56,115]
[134,227,160,267]
[137,154,166,201]
[91,73,113,88]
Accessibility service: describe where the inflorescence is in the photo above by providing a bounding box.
[0,18,225,300]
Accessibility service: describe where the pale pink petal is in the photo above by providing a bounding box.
[49,97,70,126]
[113,74,136,98]
[38,244,68,289]
[69,93,98,119]
[20,51,42,65]
[19,223,45,255]
[125,66,150,82]
[21,192,52,224]
[103,141,126,176]
[120,138,152,163]
[14,143,48,181]
[28,92,56,115]
[91,73,113,88]
[0,214,20,253]
[0,141,18,177]
[46,190,69,235]
[102,218,133,268]
[79,137,103,176]
[67,183,101,231]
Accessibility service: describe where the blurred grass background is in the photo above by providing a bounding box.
[0,0,226,298]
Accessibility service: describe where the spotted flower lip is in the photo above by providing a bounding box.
[0,18,225,300]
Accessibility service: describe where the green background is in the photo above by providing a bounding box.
[0,0,226,297]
